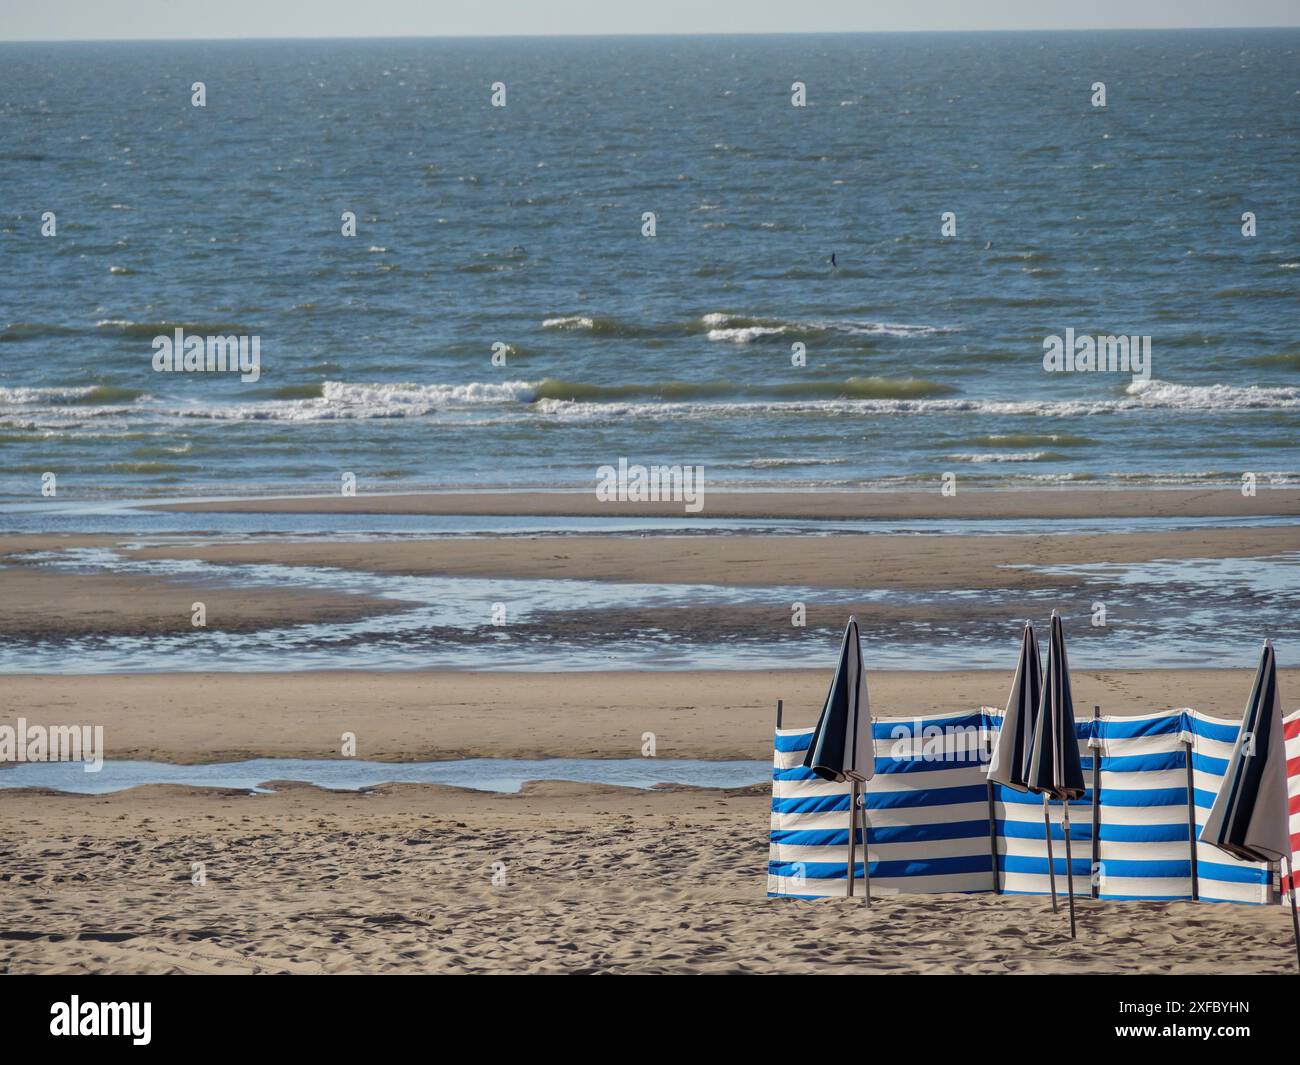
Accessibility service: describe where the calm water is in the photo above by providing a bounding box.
[0,757,770,794]
[1,31,1297,500]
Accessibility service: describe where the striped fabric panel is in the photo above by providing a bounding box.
[1183,710,1273,904]
[769,709,995,898]
[997,709,1268,903]
[1284,709,1300,900]
[768,707,1272,903]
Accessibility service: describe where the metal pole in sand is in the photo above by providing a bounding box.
[1286,857,1300,973]
[986,717,1000,894]
[1183,733,1199,902]
[861,792,871,908]
[846,780,857,898]
[1091,705,1102,901]
[987,779,1000,894]
[1043,795,1058,912]
[1063,799,1077,939]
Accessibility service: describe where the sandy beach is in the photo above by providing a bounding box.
[1,667,1293,764]
[2,488,1297,974]
[4,781,1299,975]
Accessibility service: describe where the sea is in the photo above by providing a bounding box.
[1,29,1298,502]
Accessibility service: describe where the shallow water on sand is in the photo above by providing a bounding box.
[0,757,771,795]
[2,541,1296,673]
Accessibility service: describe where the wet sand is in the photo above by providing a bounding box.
[146,486,1300,520]
[119,525,1300,591]
[1,667,1290,764]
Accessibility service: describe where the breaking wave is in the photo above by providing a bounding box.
[539,311,951,342]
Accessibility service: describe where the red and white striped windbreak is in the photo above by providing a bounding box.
[1283,706,1300,900]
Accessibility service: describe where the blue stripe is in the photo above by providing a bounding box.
[994,786,1094,806]
[1197,860,1270,885]
[997,819,1095,843]
[774,731,813,753]
[772,820,991,847]
[1095,715,1184,740]
[1191,751,1230,777]
[771,784,989,814]
[768,855,992,880]
[866,785,989,810]
[1180,713,1241,744]
[1098,751,1187,773]
[998,855,1094,876]
[773,755,987,781]
[871,713,986,738]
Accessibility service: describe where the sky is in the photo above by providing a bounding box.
[4,0,1299,41]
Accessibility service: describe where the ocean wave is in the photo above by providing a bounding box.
[4,375,1293,427]
[160,380,538,422]
[540,315,659,337]
[737,457,848,468]
[0,322,83,342]
[1242,352,1300,370]
[1125,378,1300,409]
[0,384,146,405]
[538,312,950,342]
[93,319,255,337]
[530,377,956,402]
[945,451,1067,463]
[698,312,948,343]
[961,433,1097,448]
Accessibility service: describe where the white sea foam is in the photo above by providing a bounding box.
[1125,378,1300,410]
[164,380,541,422]
[699,312,948,342]
[946,452,1054,463]
[542,315,596,330]
[5,375,1294,426]
[0,385,100,404]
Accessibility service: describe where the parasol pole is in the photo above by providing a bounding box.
[1279,858,1300,972]
[1063,796,1077,939]
[1183,731,1199,901]
[846,780,857,898]
[1090,705,1102,900]
[986,713,1001,894]
[861,790,871,908]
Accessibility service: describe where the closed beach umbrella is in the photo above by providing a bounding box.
[1202,641,1298,967]
[1028,612,1087,800]
[1027,610,1087,936]
[1203,641,1287,863]
[986,622,1043,895]
[803,616,874,903]
[988,621,1042,791]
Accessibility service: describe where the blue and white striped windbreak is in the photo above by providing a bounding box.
[769,707,1271,903]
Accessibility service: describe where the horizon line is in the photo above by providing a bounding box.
[3,25,1299,45]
